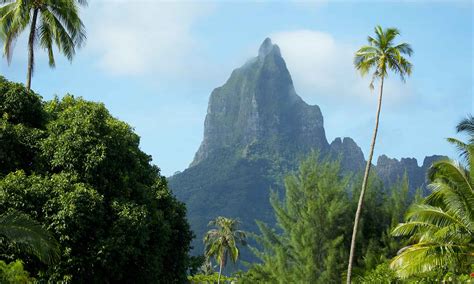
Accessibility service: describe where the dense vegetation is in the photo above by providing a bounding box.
[169,37,432,267]
[0,7,471,280]
[0,77,193,282]
[233,121,473,282]
[390,117,474,281]
[240,153,413,283]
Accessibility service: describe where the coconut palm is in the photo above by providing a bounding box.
[0,210,59,264]
[204,216,247,284]
[447,114,474,159]
[0,0,87,90]
[347,25,413,283]
[391,158,474,276]
[390,117,474,278]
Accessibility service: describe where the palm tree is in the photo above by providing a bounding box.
[204,216,247,284]
[390,119,474,278]
[0,210,59,264]
[0,0,87,90]
[447,114,474,159]
[346,25,413,283]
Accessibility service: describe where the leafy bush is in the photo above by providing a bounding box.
[0,260,34,284]
[242,154,413,283]
[0,77,193,282]
[188,272,236,283]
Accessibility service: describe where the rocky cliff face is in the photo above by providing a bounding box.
[375,154,447,193]
[169,38,444,258]
[329,137,365,173]
[191,38,328,167]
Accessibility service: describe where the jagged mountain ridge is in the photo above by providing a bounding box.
[169,38,444,257]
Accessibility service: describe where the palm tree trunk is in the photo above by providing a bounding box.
[346,76,384,284]
[217,260,223,284]
[26,8,39,90]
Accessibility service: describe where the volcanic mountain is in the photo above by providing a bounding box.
[168,38,443,257]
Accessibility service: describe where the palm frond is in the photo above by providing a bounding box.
[0,2,30,64]
[45,0,86,47]
[428,158,472,194]
[367,35,378,47]
[38,14,55,67]
[391,134,474,278]
[391,243,471,279]
[374,25,384,45]
[384,27,400,46]
[40,7,76,61]
[447,137,469,159]
[456,115,474,136]
[406,204,467,230]
[204,216,247,271]
[394,42,413,56]
[0,210,59,264]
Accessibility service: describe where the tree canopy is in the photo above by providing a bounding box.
[242,153,413,283]
[0,76,193,282]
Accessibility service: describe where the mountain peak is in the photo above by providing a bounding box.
[258,37,281,58]
[189,37,327,167]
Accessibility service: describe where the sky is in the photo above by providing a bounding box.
[0,0,472,176]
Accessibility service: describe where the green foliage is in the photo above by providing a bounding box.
[446,115,474,159]
[242,154,414,283]
[355,263,399,283]
[204,216,247,282]
[390,117,474,278]
[0,210,59,265]
[352,174,412,276]
[188,255,207,276]
[243,154,350,283]
[188,272,236,283]
[0,77,193,282]
[0,77,45,127]
[0,260,34,284]
[0,78,45,175]
[354,25,413,88]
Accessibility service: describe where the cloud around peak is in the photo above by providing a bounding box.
[270,29,413,106]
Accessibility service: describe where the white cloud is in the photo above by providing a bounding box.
[84,1,212,76]
[270,29,413,106]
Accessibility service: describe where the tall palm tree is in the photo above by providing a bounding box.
[0,0,87,90]
[0,210,59,264]
[204,216,247,284]
[346,25,413,283]
[390,119,474,278]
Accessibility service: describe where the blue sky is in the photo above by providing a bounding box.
[1,0,472,176]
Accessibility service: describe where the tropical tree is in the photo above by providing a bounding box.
[243,154,351,284]
[448,114,474,159]
[347,25,413,283]
[204,216,247,284]
[0,77,194,282]
[0,210,59,264]
[390,117,474,278]
[0,0,87,90]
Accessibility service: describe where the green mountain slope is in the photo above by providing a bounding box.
[169,38,444,258]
